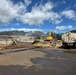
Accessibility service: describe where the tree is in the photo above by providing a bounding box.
[71,30,76,33]
[56,34,62,40]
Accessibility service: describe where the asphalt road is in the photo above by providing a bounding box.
[0,47,76,75]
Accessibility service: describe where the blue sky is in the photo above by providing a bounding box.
[0,0,76,33]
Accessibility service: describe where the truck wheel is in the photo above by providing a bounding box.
[63,43,67,47]
[73,43,75,47]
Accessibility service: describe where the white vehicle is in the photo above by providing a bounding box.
[62,32,76,47]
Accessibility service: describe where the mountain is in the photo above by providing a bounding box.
[0,31,25,35]
[25,31,46,37]
[0,31,46,37]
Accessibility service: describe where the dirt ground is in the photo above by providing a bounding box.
[0,49,46,67]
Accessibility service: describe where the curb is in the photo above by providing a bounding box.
[0,47,35,55]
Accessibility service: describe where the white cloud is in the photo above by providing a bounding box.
[15,23,20,26]
[74,4,76,7]
[56,25,73,30]
[55,19,63,24]
[49,12,62,24]
[61,10,76,20]
[42,2,53,11]
[62,0,66,4]
[0,0,25,24]
[20,2,62,25]
[0,28,42,32]
[24,0,31,6]
[52,19,63,24]
[1,0,76,26]
[20,2,53,25]
[0,0,62,25]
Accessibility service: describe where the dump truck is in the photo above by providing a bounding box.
[62,32,76,47]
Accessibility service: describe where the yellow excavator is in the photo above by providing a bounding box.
[45,30,56,46]
[33,30,56,47]
[45,30,53,41]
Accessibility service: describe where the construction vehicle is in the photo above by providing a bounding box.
[62,32,76,47]
[45,30,56,46]
[45,31,53,41]
[33,30,56,47]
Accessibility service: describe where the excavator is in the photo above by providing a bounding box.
[33,30,56,47]
[45,30,56,46]
[45,30,53,41]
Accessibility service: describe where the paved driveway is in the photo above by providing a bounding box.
[0,47,76,75]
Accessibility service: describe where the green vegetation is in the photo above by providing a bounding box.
[71,30,76,33]
[56,34,62,40]
[55,30,76,40]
